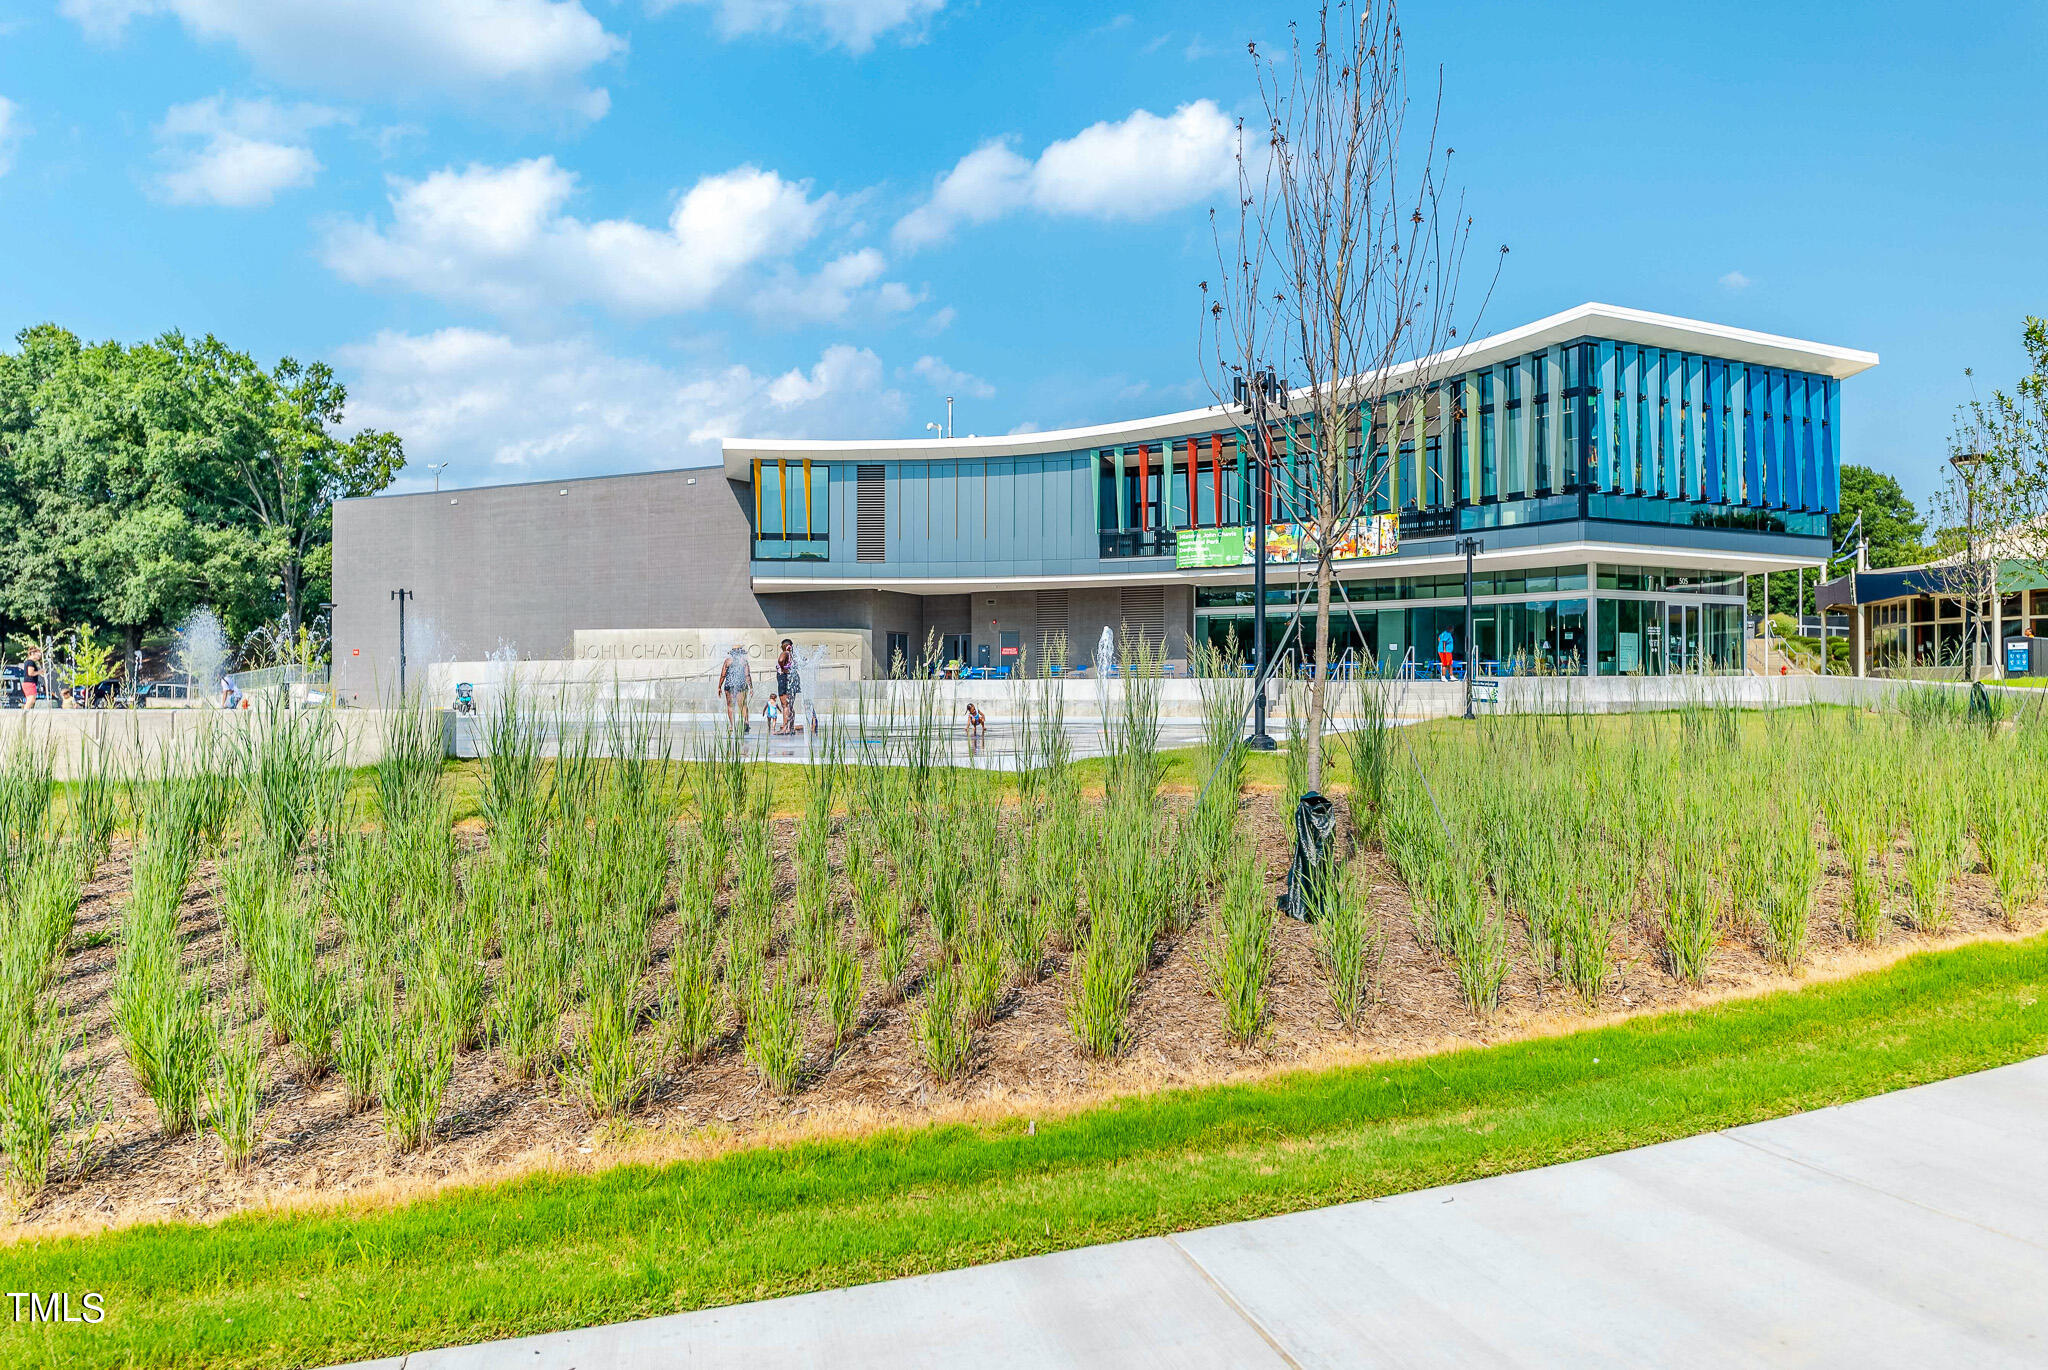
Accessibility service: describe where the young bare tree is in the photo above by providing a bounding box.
[1203,1,1500,793]
[1930,320,2048,677]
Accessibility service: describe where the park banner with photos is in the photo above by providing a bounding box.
[1176,513,1401,569]
[1175,527,1247,568]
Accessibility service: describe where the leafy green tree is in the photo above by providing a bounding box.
[0,324,404,651]
[168,336,404,638]
[1834,464,1926,569]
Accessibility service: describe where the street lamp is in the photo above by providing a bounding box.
[1457,536,1483,718]
[1951,451,1987,682]
[426,462,450,492]
[1234,368,1287,751]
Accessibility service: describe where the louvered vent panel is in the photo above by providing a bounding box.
[855,465,886,563]
[1120,586,1167,647]
[1035,589,1070,668]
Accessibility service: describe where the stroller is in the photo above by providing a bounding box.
[452,681,476,716]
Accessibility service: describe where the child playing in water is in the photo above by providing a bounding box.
[964,701,986,742]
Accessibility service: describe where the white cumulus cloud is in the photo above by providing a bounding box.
[62,0,622,117]
[322,157,908,319]
[894,99,1236,249]
[154,95,345,207]
[1719,270,1752,290]
[909,354,992,399]
[0,97,20,177]
[336,328,906,483]
[656,0,945,54]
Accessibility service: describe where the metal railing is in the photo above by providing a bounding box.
[223,664,331,695]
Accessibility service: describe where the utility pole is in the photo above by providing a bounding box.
[1236,369,1286,751]
[1458,536,1483,718]
[390,588,413,696]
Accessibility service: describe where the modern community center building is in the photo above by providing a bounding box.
[329,302,1876,702]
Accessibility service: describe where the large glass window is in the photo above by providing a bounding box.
[1598,598,1661,676]
[753,458,828,559]
[1472,598,1587,674]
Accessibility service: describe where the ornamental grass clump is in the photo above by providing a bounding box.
[1903,784,1965,934]
[1559,848,1626,1008]
[743,964,806,1096]
[1823,760,1892,944]
[870,892,913,1001]
[380,999,452,1153]
[238,690,342,875]
[0,737,56,877]
[205,1011,267,1174]
[1440,860,1507,1019]
[962,919,1006,1029]
[1655,795,1722,986]
[562,966,653,1120]
[1759,794,1823,972]
[375,692,447,840]
[1315,861,1384,1029]
[335,976,390,1113]
[1202,857,1272,1045]
[1342,671,1400,834]
[913,957,973,1081]
[477,672,549,869]
[0,844,83,1034]
[72,734,119,875]
[1973,766,2039,931]
[819,931,864,1048]
[0,1007,99,1202]
[114,825,213,1136]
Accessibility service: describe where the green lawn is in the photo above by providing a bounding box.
[5,931,2044,1369]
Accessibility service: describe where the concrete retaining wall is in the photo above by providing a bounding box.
[0,708,394,780]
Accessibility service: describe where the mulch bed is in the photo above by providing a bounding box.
[10,788,2037,1239]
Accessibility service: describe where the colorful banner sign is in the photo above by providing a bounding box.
[1175,527,1247,568]
[1176,514,1400,569]
[1263,513,1400,564]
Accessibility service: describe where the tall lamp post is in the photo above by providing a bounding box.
[1951,451,1985,682]
[1457,536,1483,718]
[390,588,413,696]
[1235,369,1287,751]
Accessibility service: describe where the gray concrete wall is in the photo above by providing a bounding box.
[332,471,910,703]
[0,707,394,779]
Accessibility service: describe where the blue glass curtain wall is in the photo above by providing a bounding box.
[1059,336,1842,556]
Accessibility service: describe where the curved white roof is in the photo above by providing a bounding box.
[721,301,1878,479]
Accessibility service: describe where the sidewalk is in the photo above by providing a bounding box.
[346,1056,2048,1369]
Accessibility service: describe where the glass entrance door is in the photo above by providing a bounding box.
[1666,604,1701,674]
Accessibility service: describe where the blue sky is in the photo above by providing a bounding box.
[0,0,2041,509]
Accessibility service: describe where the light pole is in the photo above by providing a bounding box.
[1458,536,1483,718]
[390,588,413,696]
[426,462,450,492]
[1951,451,1986,681]
[1235,369,1286,751]
[946,395,954,439]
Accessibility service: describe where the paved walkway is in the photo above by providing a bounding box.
[347,1057,2048,1369]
